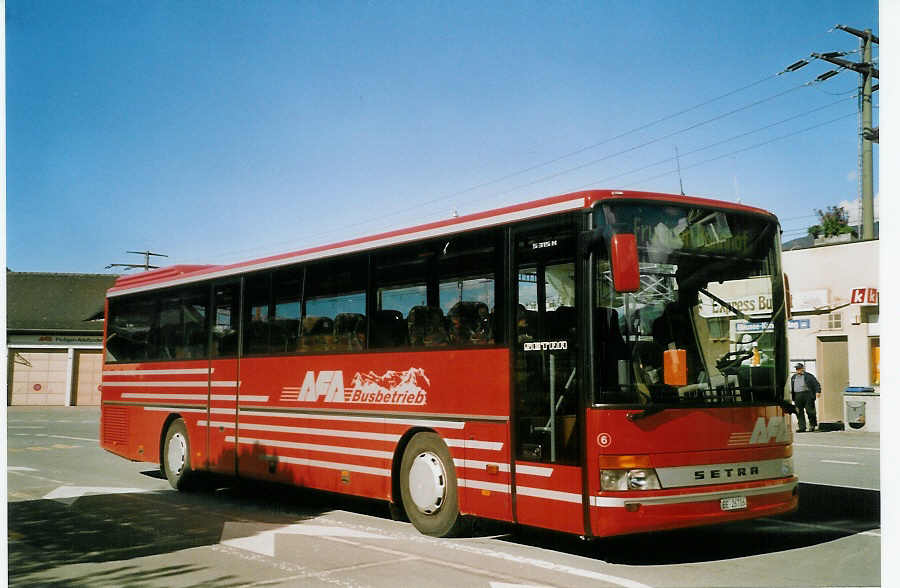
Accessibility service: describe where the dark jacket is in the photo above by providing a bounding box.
[791,371,821,397]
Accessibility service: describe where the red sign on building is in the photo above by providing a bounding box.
[851,288,879,304]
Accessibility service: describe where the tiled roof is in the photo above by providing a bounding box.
[6,272,118,332]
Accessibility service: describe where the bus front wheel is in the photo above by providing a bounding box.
[162,418,194,491]
[399,432,469,537]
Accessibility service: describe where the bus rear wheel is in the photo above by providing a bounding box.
[162,418,194,491]
[399,432,469,537]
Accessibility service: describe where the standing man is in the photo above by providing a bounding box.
[791,363,822,432]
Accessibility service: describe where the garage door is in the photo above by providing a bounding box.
[74,351,103,405]
[8,349,68,405]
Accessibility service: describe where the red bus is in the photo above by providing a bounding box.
[101,189,798,538]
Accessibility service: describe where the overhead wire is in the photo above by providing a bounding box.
[454,82,813,210]
[203,73,845,264]
[569,94,857,191]
[621,112,856,189]
[203,73,789,263]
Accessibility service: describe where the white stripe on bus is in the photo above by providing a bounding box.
[103,368,213,376]
[454,459,510,473]
[516,485,583,504]
[238,409,465,429]
[211,395,267,402]
[276,456,391,477]
[458,478,511,493]
[445,438,503,451]
[123,393,208,401]
[105,381,238,388]
[143,406,207,413]
[456,460,557,477]
[199,420,401,442]
[227,435,393,460]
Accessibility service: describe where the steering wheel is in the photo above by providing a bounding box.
[716,349,754,372]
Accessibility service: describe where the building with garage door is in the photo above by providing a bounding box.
[782,239,880,431]
[7,272,117,406]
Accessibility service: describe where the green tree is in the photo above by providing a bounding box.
[807,206,857,239]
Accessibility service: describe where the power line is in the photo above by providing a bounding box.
[569,95,856,191]
[618,113,856,190]
[202,76,837,265]
[203,73,791,263]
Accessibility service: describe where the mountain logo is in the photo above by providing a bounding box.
[281,368,430,405]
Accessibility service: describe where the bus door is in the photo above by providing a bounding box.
[512,219,585,535]
[207,280,241,476]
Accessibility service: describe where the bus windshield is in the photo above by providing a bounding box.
[593,202,787,407]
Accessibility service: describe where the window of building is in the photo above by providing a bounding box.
[707,317,730,340]
[825,311,843,330]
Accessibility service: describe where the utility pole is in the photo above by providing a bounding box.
[812,25,879,240]
[106,250,168,272]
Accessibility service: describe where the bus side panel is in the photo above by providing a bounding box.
[101,361,211,467]
[206,358,238,477]
[230,348,510,504]
[456,421,513,522]
[514,463,584,535]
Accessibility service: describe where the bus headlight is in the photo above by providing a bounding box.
[782,458,794,477]
[601,469,662,491]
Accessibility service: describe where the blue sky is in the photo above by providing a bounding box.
[6,0,879,273]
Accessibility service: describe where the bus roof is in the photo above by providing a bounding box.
[107,189,776,297]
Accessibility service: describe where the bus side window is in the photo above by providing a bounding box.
[243,273,272,356]
[213,284,239,358]
[299,256,367,354]
[437,229,501,346]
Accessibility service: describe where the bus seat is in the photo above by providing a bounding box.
[447,301,493,345]
[595,307,628,395]
[372,310,407,348]
[408,306,449,347]
[299,316,335,352]
[517,304,537,343]
[548,305,576,341]
[334,313,366,351]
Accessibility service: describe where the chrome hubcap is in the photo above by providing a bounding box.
[167,432,187,477]
[408,451,446,514]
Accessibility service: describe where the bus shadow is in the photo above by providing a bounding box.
[6,480,347,586]
[495,483,880,564]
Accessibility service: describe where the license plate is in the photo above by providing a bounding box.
[720,496,748,511]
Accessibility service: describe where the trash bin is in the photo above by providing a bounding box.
[845,400,866,429]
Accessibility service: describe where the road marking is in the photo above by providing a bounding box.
[794,443,879,451]
[821,460,861,465]
[315,516,653,588]
[45,434,99,442]
[43,485,152,500]
[765,518,881,537]
[8,426,45,429]
[8,466,38,472]
[220,522,389,557]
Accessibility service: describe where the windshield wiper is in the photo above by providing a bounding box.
[699,288,768,323]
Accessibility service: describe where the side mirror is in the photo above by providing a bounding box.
[610,233,640,293]
[783,272,792,320]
